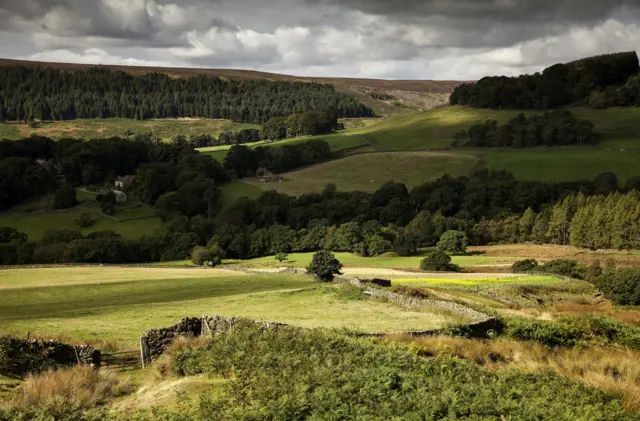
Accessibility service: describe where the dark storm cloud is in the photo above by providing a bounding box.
[0,0,637,79]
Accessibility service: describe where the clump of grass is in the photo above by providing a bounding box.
[10,365,132,412]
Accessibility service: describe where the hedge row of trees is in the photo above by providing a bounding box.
[260,110,339,140]
[0,66,374,122]
[450,51,639,109]
[454,111,598,148]
[223,139,332,177]
[185,129,261,148]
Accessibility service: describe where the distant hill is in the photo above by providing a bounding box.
[0,58,462,115]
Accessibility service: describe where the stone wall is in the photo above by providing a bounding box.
[340,278,492,322]
[140,316,289,363]
[0,337,100,375]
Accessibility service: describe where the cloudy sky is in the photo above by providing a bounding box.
[0,0,639,80]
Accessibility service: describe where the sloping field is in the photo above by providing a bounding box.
[358,105,640,151]
[0,118,258,141]
[0,208,161,241]
[0,268,462,345]
[482,149,640,184]
[199,130,369,162]
[245,151,480,194]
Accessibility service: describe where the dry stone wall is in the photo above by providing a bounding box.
[0,337,100,375]
[140,316,288,363]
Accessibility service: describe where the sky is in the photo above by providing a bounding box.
[0,0,639,80]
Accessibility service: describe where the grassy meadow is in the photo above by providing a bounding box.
[0,118,259,141]
[0,268,463,346]
[0,208,161,241]
[199,130,369,162]
[244,151,480,194]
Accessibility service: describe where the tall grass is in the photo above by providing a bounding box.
[393,335,640,411]
[10,365,132,412]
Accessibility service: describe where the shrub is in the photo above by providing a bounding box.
[191,245,224,267]
[540,259,585,279]
[595,268,640,306]
[420,250,460,272]
[307,250,343,282]
[99,191,117,215]
[502,318,582,347]
[437,230,469,255]
[512,259,539,273]
[275,252,288,262]
[73,213,96,228]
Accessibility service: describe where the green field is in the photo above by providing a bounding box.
[200,131,369,162]
[357,105,640,151]
[482,149,640,184]
[0,208,161,241]
[0,118,259,141]
[218,181,263,208]
[222,250,517,270]
[245,151,480,194]
[0,268,461,345]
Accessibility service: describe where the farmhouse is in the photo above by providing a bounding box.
[115,175,136,190]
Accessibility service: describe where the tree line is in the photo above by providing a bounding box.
[453,110,598,148]
[260,110,339,140]
[450,51,639,110]
[0,66,374,123]
[185,129,261,148]
[223,139,333,177]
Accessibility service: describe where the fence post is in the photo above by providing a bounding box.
[139,336,150,368]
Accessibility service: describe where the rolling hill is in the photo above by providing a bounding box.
[0,58,461,115]
[235,105,640,196]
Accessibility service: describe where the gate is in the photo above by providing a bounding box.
[101,350,141,370]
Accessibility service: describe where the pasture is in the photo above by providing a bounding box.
[0,118,259,141]
[0,208,161,241]
[244,151,480,194]
[199,131,369,162]
[0,268,464,346]
[228,250,517,270]
[482,149,640,185]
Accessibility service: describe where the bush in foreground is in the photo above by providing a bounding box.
[420,250,460,272]
[162,323,637,421]
[9,365,132,413]
[307,250,343,282]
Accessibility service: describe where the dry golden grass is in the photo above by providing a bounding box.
[516,304,640,327]
[10,365,132,411]
[470,244,640,267]
[391,335,640,411]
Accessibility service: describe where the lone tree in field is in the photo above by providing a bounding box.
[192,245,224,267]
[275,252,289,263]
[307,250,343,282]
[420,250,459,272]
[437,230,469,255]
